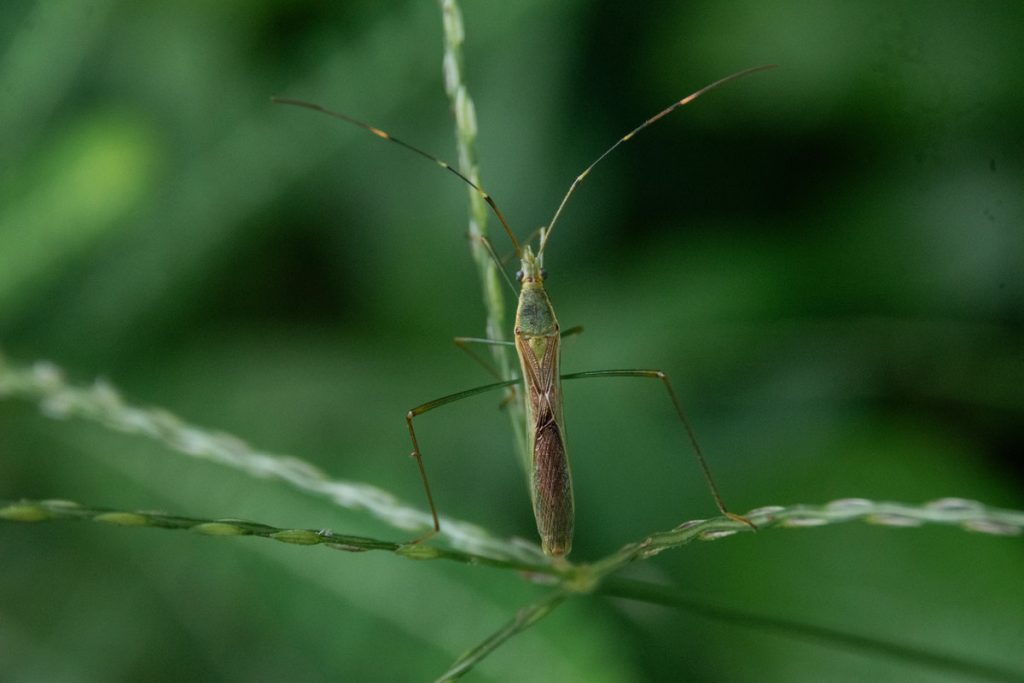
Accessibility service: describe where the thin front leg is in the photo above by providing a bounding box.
[454,326,580,404]
[405,377,522,540]
[561,369,755,529]
[454,322,581,379]
[453,336,514,382]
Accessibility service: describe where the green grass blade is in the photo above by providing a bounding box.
[0,498,562,573]
[0,352,551,567]
[599,576,1024,683]
[438,0,531,475]
[590,499,1024,577]
[434,589,569,682]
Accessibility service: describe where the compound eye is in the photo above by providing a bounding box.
[540,268,548,281]
[515,269,524,282]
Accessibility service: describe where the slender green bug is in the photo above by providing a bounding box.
[275,64,773,556]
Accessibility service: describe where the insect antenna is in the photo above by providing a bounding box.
[537,64,777,257]
[272,97,523,258]
[474,234,518,296]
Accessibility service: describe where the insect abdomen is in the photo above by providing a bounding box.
[532,411,573,556]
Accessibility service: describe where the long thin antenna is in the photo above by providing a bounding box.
[538,64,777,257]
[272,97,522,256]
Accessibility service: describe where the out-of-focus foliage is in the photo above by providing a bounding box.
[1,1,1021,681]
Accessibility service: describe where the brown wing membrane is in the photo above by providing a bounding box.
[532,412,573,556]
[518,333,573,555]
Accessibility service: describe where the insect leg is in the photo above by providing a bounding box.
[452,337,516,346]
[452,336,521,409]
[560,325,584,340]
[561,369,755,530]
[451,323,578,404]
[453,336,513,379]
[406,377,522,539]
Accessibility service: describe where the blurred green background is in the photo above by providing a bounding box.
[1,1,1022,681]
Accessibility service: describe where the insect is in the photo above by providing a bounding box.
[274,64,773,557]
